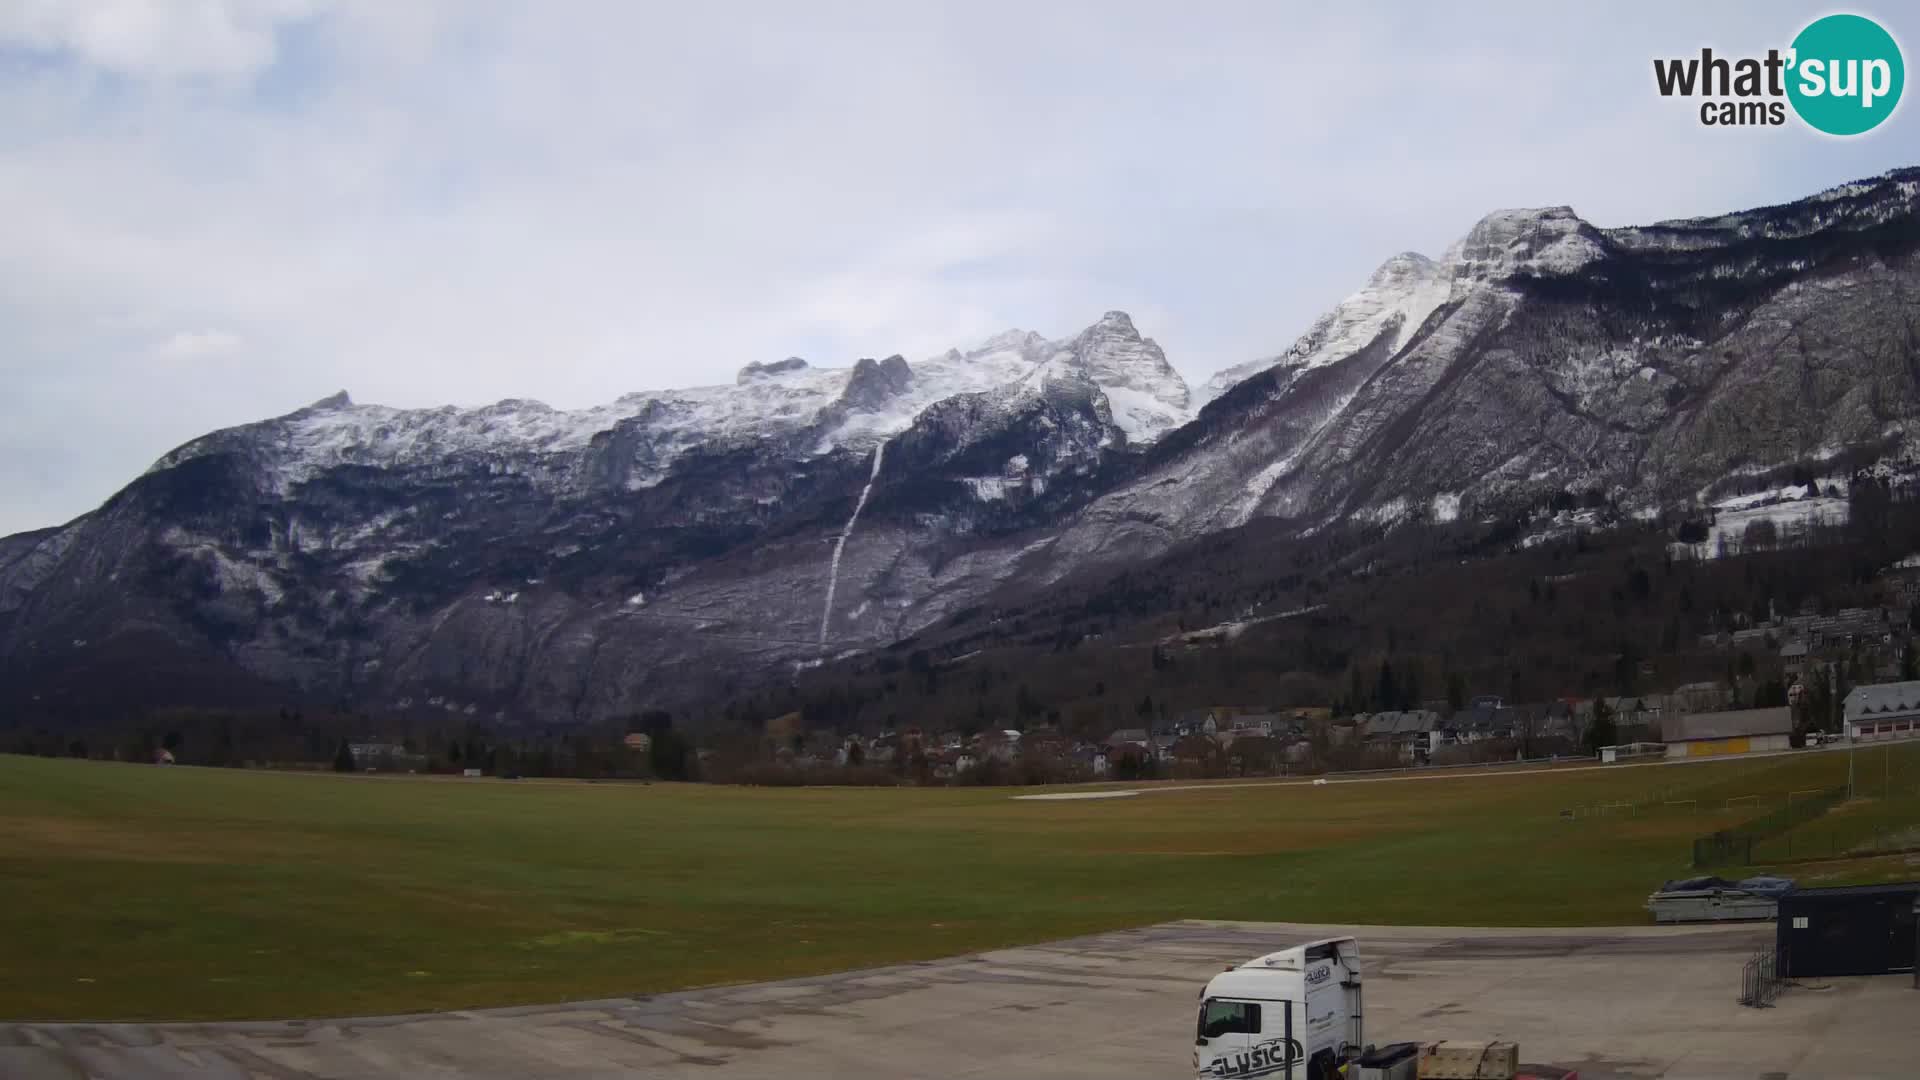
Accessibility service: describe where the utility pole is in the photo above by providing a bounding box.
[1838,665,1854,800]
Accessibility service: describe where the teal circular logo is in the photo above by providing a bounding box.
[1787,14,1904,135]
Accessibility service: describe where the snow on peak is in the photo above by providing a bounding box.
[1368,252,1437,287]
[1198,209,1607,406]
[825,312,1191,447]
[976,328,1048,356]
[1198,249,1451,405]
[1049,309,1190,442]
[303,390,353,412]
[737,356,811,383]
[1443,206,1603,280]
[148,312,1206,495]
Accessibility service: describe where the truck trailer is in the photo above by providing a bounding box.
[1195,937,1363,1079]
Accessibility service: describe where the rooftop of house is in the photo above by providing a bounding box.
[1844,680,1920,720]
[1660,706,1793,742]
[1360,710,1440,735]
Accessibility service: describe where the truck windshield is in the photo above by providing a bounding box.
[1197,999,1261,1040]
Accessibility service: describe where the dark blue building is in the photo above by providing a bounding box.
[1777,882,1919,978]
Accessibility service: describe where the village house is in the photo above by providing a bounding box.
[1228,712,1280,736]
[1673,681,1732,714]
[1779,639,1811,678]
[1882,558,1920,607]
[1843,681,1920,743]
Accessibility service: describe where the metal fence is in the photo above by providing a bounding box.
[1739,945,1786,1007]
[1691,785,1849,867]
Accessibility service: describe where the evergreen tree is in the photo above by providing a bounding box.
[332,739,355,773]
[1375,660,1397,712]
[1584,698,1616,754]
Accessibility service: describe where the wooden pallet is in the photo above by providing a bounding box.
[1416,1040,1519,1080]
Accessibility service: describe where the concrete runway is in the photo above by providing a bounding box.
[3,920,1913,1079]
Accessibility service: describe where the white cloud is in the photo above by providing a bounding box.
[0,0,323,79]
[153,328,243,359]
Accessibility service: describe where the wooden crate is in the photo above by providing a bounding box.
[1416,1040,1519,1080]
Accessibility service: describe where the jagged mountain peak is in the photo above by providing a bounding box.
[9,168,1920,729]
[1196,209,1607,406]
[1444,205,1604,279]
[1053,310,1190,442]
[1368,251,1438,285]
[736,356,811,384]
[304,390,353,412]
[836,354,914,412]
[974,328,1047,355]
[1197,248,1451,406]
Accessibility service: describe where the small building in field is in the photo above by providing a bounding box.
[1659,707,1792,758]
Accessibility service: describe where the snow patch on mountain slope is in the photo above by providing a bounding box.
[1673,497,1850,560]
[1225,385,1365,527]
[1199,252,1450,405]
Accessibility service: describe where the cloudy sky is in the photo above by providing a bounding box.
[1,1,1914,535]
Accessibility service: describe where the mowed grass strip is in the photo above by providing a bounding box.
[0,748,1901,1021]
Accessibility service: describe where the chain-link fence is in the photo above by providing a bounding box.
[1692,786,1848,867]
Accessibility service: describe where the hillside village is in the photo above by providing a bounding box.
[735,568,1920,786]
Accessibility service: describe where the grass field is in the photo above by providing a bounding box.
[2,747,1917,1022]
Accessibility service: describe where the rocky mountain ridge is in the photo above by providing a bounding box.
[3,167,1917,725]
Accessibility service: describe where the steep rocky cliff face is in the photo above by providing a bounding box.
[3,169,1917,724]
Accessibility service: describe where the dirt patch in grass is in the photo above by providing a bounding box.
[0,815,224,864]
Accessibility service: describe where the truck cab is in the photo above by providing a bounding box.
[1194,937,1362,1080]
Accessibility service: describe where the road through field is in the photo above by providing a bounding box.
[3,920,1911,1079]
[1097,742,1856,798]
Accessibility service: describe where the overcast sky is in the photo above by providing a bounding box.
[1,1,1914,536]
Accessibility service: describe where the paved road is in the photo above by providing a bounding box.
[3,920,1913,1079]
[1104,742,1860,798]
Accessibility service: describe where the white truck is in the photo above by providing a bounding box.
[1194,937,1364,1080]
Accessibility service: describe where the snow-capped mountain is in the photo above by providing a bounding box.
[1050,168,1920,572]
[0,311,1188,721]
[3,168,1917,724]
[150,311,1191,498]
